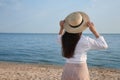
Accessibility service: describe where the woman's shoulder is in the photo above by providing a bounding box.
[81,35,90,40]
[78,35,90,44]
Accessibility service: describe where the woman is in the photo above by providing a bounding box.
[58,11,108,80]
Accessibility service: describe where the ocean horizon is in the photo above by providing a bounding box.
[0,33,120,69]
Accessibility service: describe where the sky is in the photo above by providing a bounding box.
[0,0,120,33]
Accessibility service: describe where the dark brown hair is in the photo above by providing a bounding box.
[61,31,82,58]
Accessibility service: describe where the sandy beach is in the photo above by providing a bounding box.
[0,62,120,80]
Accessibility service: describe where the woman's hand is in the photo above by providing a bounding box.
[87,22,96,32]
[59,20,65,29]
[87,21,100,38]
[59,20,65,35]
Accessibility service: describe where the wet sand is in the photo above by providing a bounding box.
[0,62,120,80]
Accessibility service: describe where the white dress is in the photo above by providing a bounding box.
[58,35,108,80]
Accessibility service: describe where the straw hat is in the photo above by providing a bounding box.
[64,11,90,33]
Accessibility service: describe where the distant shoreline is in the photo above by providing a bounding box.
[0,34,120,69]
[0,60,120,70]
[0,32,120,35]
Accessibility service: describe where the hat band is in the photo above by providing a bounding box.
[69,19,84,28]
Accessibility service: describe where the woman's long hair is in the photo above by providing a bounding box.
[62,31,82,58]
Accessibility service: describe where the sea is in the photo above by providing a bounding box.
[0,33,120,69]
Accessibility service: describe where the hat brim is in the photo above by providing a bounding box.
[64,11,90,33]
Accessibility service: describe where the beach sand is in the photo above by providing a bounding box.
[0,62,120,80]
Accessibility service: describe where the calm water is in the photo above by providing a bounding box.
[0,33,120,69]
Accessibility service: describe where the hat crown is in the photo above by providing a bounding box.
[64,11,89,33]
[68,12,82,27]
